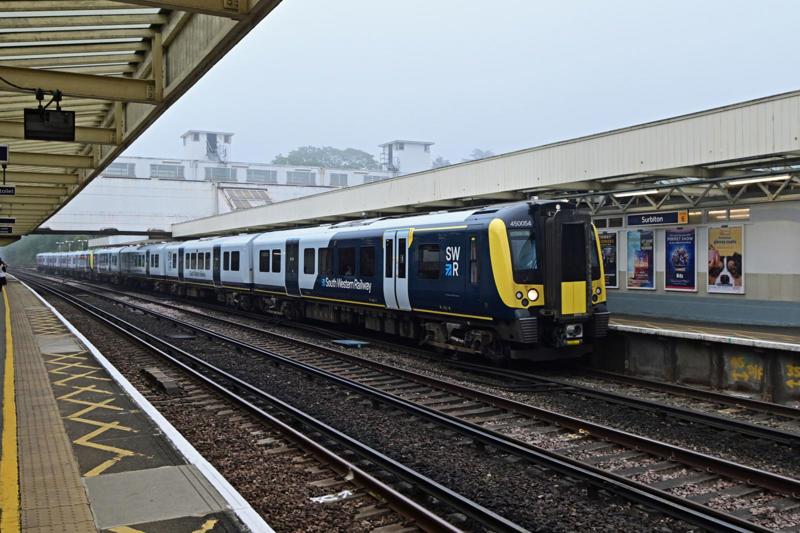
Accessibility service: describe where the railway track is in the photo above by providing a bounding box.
[21,272,800,532]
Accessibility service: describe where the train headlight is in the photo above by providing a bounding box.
[595,287,602,295]
[527,288,539,302]
[515,291,523,300]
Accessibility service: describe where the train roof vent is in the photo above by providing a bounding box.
[473,208,499,215]
[330,219,378,228]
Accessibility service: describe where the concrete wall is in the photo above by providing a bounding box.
[594,333,800,404]
[603,201,800,326]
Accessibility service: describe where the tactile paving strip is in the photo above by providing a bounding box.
[10,282,96,532]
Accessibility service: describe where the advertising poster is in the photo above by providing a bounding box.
[598,232,618,288]
[626,229,655,290]
[708,226,745,294]
[665,228,696,291]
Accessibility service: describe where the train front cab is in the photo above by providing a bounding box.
[490,201,609,360]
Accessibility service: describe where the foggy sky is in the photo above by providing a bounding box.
[123,0,800,165]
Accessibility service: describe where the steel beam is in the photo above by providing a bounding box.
[2,53,143,69]
[12,185,70,196]
[0,120,116,144]
[0,14,168,30]
[0,41,150,58]
[0,2,142,10]
[120,0,250,18]
[5,152,93,171]
[0,29,155,44]
[0,196,63,205]
[4,171,80,185]
[0,66,156,103]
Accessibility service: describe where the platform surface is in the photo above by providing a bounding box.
[610,313,800,351]
[0,279,247,533]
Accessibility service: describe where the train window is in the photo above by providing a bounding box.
[271,249,281,273]
[199,253,206,270]
[318,248,332,276]
[397,239,406,279]
[337,247,355,276]
[418,244,441,279]
[384,240,393,278]
[205,252,211,269]
[154,255,159,268]
[259,250,270,272]
[192,253,198,270]
[231,251,240,271]
[223,251,230,271]
[470,236,479,285]
[509,229,538,283]
[590,231,601,281]
[304,249,315,275]
[360,246,375,277]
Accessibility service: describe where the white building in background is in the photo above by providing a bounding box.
[44,131,436,236]
[379,140,434,175]
[103,130,399,188]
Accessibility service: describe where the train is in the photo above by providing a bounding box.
[37,200,609,362]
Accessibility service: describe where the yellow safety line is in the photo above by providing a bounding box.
[0,289,19,533]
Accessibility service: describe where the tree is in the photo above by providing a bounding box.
[462,148,494,162]
[432,156,451,168]
[0,234,93,268]
[272,146,380,170]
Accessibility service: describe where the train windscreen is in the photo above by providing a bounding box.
[509,228,538,283]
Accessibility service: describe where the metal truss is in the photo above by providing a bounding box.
[560,174,800,215]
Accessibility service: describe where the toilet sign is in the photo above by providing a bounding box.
[0,186,15,196]
[0,227,12,234]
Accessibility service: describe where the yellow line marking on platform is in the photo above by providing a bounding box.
[109,526,146,533]
[194,518,219,532]
[0,290,20,533]
[53,370,111,386]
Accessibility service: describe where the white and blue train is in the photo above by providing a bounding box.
[38,201,609,361]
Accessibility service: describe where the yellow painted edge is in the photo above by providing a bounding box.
[412,307,493,321]
[488,218,545,309]
[591,224,607,303]
[412,225,468,233]
[1,288,19,533]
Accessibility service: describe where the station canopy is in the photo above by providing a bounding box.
[0,0,281,245]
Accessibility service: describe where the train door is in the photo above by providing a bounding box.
[544,216,591,317]
[382,230,411,311]
[213,245,221,286]
[178,247,184,281]
[285,239,300,296]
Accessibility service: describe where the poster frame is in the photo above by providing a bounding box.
[599,230,619,289]
[706,224,745,295]
[664,226,698,293]
[626,228,656,291]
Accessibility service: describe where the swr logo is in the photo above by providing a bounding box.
[444,246,460,277]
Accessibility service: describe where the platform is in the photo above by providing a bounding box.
[610,314,800,352]
[0,278,269,532]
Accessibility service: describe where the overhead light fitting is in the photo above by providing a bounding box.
[613,189,659,198]
[727,174,790,186]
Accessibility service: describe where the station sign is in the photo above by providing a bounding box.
[626,210,688,226]
[0,186,15,196]
[0,227,12,234]
[0,144,7,164]
[0,218,14,224]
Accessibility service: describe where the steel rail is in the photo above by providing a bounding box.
[22,274,780,533]
[442,361,800,447]
[40,271,800,447]
[19,276,523,533]
[581,368,800,419]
